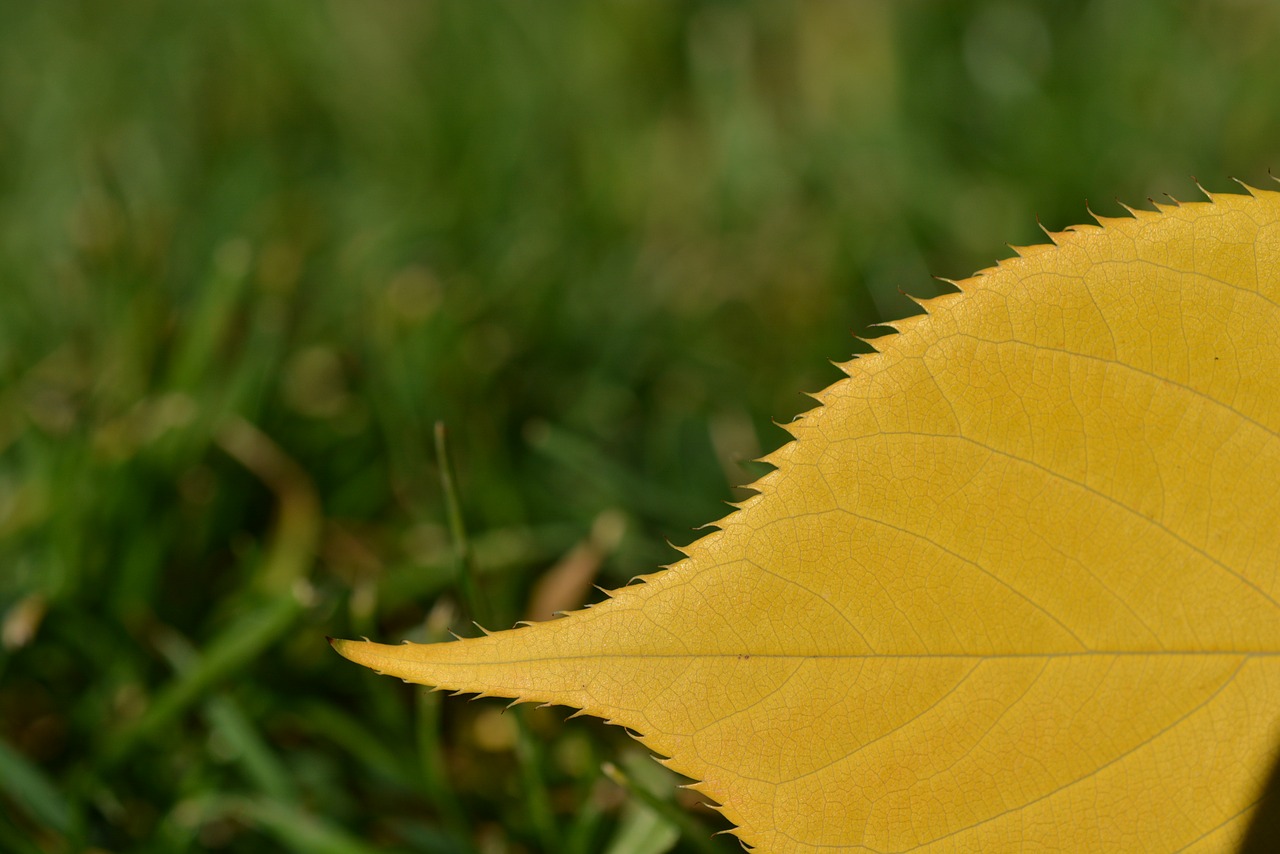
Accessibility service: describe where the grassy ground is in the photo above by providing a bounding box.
[3,2,1280,852]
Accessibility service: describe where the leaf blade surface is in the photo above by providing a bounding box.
[336,189,1280,852]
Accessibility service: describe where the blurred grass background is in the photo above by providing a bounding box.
[3,1,1280,852]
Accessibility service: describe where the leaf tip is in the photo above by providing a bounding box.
[327,636,356,662]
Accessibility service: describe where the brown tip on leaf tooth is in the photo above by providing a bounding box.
[896,282,934,306]
[1035,214,1054,242]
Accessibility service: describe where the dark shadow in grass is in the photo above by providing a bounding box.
[1238,746,1280,852]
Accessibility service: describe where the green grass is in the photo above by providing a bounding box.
[3,1,1280,851]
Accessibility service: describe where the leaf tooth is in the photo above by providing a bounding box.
[1034,214,1063,245]
[1232,176,1260,197]
[798,388,825,408]
[1007,242,1053,259]
[899,290,932,314]
[1085,198,1103,225]
[1114,198,1144,218]
[876,309,933,338]
[833,352,870,374]
[664,539,695,558]
[755,441,794,469]
[772,418,803,440]
[1084,198,1142,229]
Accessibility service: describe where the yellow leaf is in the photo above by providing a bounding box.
[334,188,1280,852]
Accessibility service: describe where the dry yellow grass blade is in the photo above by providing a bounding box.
[335,187,1280,852]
